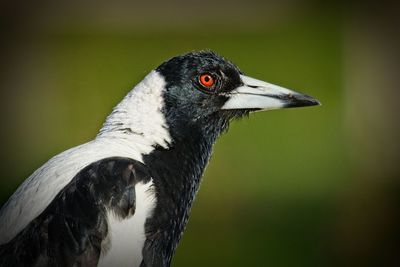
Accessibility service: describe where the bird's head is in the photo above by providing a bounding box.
[156,50,320,139]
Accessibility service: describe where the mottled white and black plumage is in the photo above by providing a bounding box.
[0,51,319,267]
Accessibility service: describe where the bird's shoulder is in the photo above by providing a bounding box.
[0,156,153,266]
[0,138,146,245]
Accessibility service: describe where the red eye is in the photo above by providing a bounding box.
[199,74,215,88]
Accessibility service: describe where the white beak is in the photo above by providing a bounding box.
[221,75,320,110]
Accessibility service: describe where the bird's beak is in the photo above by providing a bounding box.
[221,75,320,111]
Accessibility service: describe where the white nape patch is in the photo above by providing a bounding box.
[0,70,170,245]
[98,181,156,267]
[221,75,295,110]
[98,70,171,149]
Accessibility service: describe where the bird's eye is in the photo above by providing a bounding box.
[199,73,215,88]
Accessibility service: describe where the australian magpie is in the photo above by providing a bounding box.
[0,50,319,267]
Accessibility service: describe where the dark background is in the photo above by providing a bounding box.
[1,1,399,266]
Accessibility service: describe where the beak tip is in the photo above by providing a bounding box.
[285,94,321,108]
[311,99,322,106]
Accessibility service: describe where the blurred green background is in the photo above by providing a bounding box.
[1,1,399,266]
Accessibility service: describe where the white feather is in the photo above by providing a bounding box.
[0,70,170,245]
[98,181,156,267]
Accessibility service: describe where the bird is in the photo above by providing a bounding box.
[0,50,319,267]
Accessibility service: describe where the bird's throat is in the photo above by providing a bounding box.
[140,122,221,264]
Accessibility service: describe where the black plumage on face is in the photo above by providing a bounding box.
[156,50,246,124]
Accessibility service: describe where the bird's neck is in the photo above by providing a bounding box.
[144,121,219,211]
[97,71,172,152]
[141,117,227,262]
[144,122,217,195]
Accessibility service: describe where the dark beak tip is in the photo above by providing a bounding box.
[286,94,321,108]
[310,98,322,106]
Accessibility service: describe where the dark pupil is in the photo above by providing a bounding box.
[204,76,210,82]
